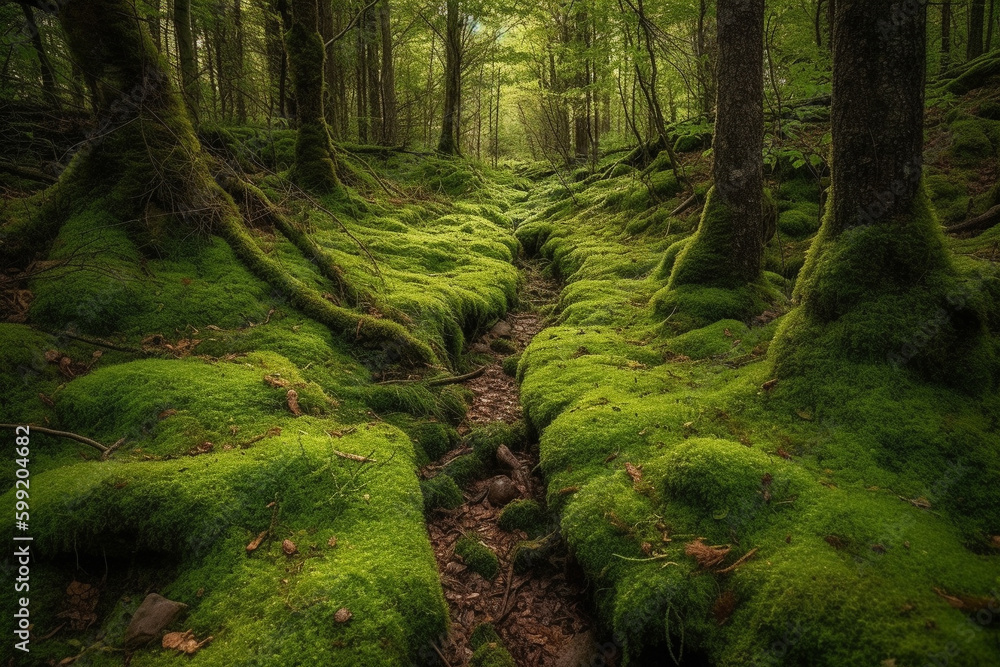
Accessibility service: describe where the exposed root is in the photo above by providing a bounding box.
[0,423,123,460]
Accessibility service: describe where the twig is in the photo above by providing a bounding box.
[331,449,376,464]
[428,366,487,386]
[0,424,121,459]
[430,640,453,667]
[715,547,759,575]
[52,330,149,355]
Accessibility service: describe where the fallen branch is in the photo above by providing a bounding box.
[427,366,487,386]
[331,449,376,464]
[946,204,1000,235]
[0,424,122,460]
[670,192,702,217]
[715,547,758,575]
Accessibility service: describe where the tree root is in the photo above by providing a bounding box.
[946,204,1000,235]
[216,210,436,366]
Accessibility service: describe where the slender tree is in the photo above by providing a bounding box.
[438,0,462,154]
[941,0,952,73]
[667,0,765,289]
[285,0,340,192]
[20,5,59,108]
[174,0,200,122]
[969,0,986,60]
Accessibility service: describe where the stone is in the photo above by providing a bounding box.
[124,593,187,648]
[490,320,513,338]
[487,476,520,507]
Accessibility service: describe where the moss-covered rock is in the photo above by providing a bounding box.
[454,535,500,580]
[497,499,549,537]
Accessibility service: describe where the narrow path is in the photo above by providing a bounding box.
[422,261,598,666]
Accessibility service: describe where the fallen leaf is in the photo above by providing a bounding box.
[162,629,213,654]
[624,462,643,485]
[158,409,178,419]
[264,374,289,388]
[334,607,352,623]
[685,539,731,570]
[713,590,737,625]
[282,539,298,556]
[795,409,813,421]
[761,379,778,392]
[328,536,338,548]
[287,390,302,416]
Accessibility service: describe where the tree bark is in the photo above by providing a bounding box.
[174,0,200,123]
[286,0,340,192]
[942,0,952,72]
[970,0,986,60]
[379,0,397,145]
[668,0,764,289]
[437,0,462,154]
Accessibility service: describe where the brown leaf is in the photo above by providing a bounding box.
[158,409,178,419]
[933,587,994,613]
[287,390,302,416]
[761,379,778,392]
[557,486,579,496]
[327,535,338,548]
[246,531,268,553]
[334,607,352,623]
[776,447,792,460]
[282,539,298,556]
[824,535,848,550]
[713,590,737,625]
[56,581,99,630]
[39,392,55,407]
[795,409,813,421]
[59,356,75,378]
[162,629,213,654]
[624,462,643,485]
[45,349,61,362]
[264,374,289,388]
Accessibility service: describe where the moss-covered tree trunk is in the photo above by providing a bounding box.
[772,0,993,390]
[437,0,461,155]
[668,0,764,289]
[969,0,986,60]
[174,0,200,123]
[286,0,341,193]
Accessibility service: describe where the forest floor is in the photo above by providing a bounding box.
[422,262,602,667]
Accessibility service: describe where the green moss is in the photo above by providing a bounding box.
[949,118,995,163]
[502,353,521,377]
[421,474,464,511]
[454,535,499,580]
[469,624,516,667]
[778,208,819,238]
[497,499,549,538]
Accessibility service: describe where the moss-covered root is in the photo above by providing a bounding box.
[285,0,340,194]
[469,624,516,667]
[668,186,765,290]
[217,212,436,366]
[221,175,363,305]
[771,184,998,393]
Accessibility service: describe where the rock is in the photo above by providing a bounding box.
[487,476,520,507]
[162,629,213,655]
[470,342,492,354]
[490,320,513,338]
[334,607,352,623]
[124,593,187,648]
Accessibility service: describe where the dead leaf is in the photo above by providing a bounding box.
[776,447,792,460]
[334,607,352,623]
[39,393,55,407]
[824,535,848,550]
[264,374,289,388]
[328,536,338,548]
[282,539,298,556]
[933,587,994,613]
[713,590,737,625]
[795,409,813,421]
[45,349,61,362]
[624,462,643,485]
[56,581,99,630]
[287,390,302,416]
[162,629,213,654]
[761,379,778,392]
[158,409,178,419]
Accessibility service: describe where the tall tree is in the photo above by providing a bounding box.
[174,0,200,122]
[969,0,986,60]
[438,0,462,154]
[285,0,340,192]
[773,0,988,388]
[379,0,397,145]
[667,0,765,289]
[941,0,952,72]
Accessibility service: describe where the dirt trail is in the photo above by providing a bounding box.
[422,262,600,666]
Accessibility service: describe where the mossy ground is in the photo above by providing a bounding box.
[511,141,1000,665]
[0,146,527,665]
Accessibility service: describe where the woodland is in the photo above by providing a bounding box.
[0,0,999,665]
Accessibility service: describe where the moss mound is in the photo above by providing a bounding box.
[497,499,549,537]
[454,535,500,580]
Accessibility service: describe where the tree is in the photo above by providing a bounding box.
[285,0,341,192]
[969,0,985,60]
[174,0,200,122]
[667,0,765,290]
[20,5,59,108]
[772,0,992,390]
[438,0,462,154]
[941,0,952,72]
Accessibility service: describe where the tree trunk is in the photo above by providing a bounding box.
[365,6,382,143]
[970,0,986,60]
[21,5,59,108]
[379,0,397,145]
[942,0,952,72]
[174,0,200,123]
[233,0,247,121]
[437,0,462,154]
[773,0,987,388]
[286,0,340,192]
[668,0,764,289]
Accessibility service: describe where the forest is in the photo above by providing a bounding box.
[0,0,999,664]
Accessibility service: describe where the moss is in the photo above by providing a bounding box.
[778,208,819,238]
[454,535,499,580]
[469,624,516,667]
[949,118,995,164]
[497,499,549,538]
[502,353,521,377]
[421,474,464,511]
[509,165,1000,666]
[490,337,517,355]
